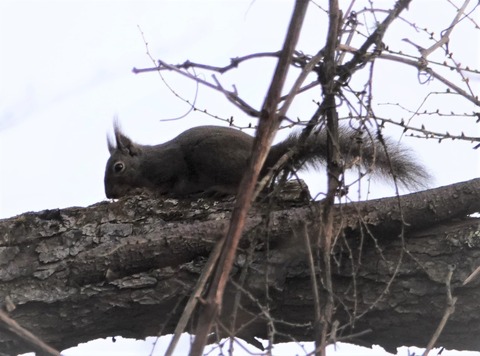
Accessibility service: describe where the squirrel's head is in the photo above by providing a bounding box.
[104,123,145,199]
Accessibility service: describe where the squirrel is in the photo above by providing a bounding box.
[104,122,429,199]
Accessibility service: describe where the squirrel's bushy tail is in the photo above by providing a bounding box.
[267,127,430,190]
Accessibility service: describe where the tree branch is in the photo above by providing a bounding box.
[1,179,480,354]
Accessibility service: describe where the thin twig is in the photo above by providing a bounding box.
[0,310,60,356]
[336,44,480,107]
[279,49,325,117]
[423,265,457,356]
[155,59,260,117]
[420,0,471,58]
[163,238,225,356]
[338,0,413,84]
[296,222,322,347]
[379,54,480,107]
[462,265,480,286]
[132,51,282,75]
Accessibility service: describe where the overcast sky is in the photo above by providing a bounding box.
[2,0,479,355]
[1,0,478,219]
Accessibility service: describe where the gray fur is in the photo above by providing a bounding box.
[104,124,429,198]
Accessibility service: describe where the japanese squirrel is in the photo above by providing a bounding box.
[104,123,429,199]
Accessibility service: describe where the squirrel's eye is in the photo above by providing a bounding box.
[113,162,125,173]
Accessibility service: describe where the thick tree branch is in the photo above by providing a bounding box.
[1,179,480,354]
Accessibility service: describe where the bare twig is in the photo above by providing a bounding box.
[375,115,480,143]
[462,265,480,286]
[163,237,225,356]
[0,309,60,356]
[132,51,282,75]
[423,265,457,356]
[337,44,480,107]
[379,54,480,107]
[420,0,471,58]
[279,49,325,117]
[338,0,413,83]
[349,45,480,75]
[228,235,260,353]
[155,59,260,117]
[296,223,322,349]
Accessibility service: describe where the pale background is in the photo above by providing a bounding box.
[1,0,479,355]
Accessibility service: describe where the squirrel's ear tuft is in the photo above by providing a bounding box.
[110,118,141,156]
[107,133,116,153]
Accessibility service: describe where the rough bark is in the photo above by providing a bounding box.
[1,178,480,355]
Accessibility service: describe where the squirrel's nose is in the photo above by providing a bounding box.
[104,180,119,199]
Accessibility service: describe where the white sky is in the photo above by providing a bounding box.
[1,0,479,355]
